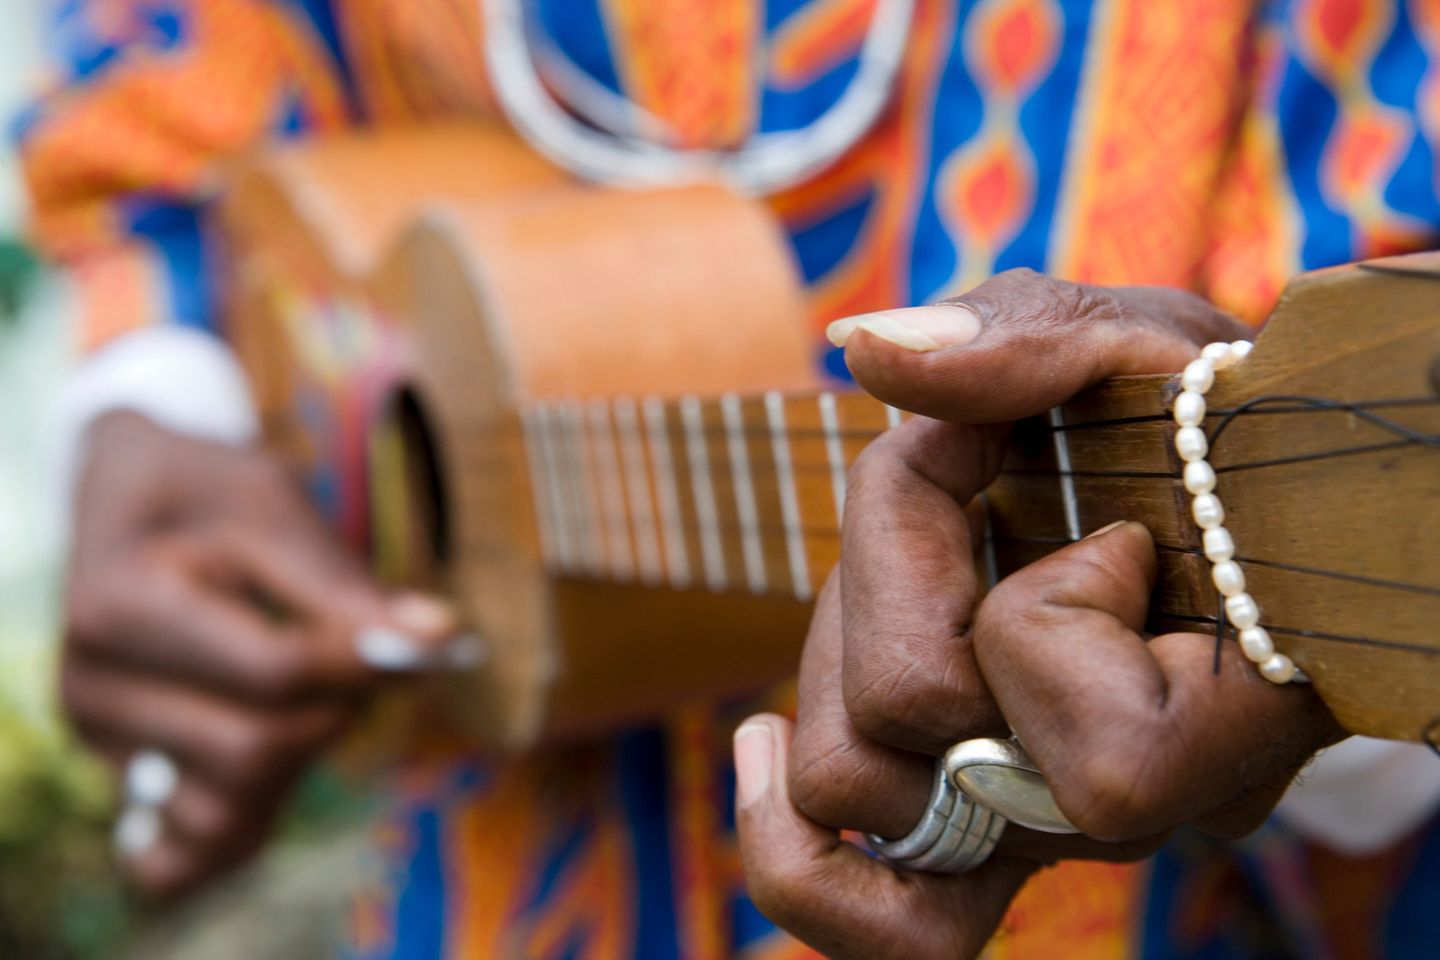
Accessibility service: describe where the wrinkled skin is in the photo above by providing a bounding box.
[734,270,1345,960]
[62,411,458,896]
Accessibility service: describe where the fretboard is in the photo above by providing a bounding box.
[509,388,1148,605]
[519,390,906,600]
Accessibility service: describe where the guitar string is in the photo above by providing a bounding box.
[509,391,1439,738]
[1150,544,1440,598]
[1046,396,1439,434]
[500,392,1438,567]
[1200,394,1439,673]
[508,394,1438,601]
[1160,612,1440,659]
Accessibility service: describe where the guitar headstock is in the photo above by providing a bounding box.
[1167,254,1440,742]
[995,254,1440,743]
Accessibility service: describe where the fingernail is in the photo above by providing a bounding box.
[389,592,454,635]
[825,305,981,352]
[355,626,425,670]
[734,721,774,809]
[1084,519,1129,539]
[356,625,488,672]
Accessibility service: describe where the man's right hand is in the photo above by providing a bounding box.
[61,411,465,896]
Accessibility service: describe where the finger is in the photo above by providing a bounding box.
[62,658,350,795]
[69,534,470,703]
[828,270,1250,423]
[993,825,1171,865]
[736,714,1035,960]
[217,526,473,682]
[973,522,1342,842]
[840,418,1010,755]
[124,800,276,900]
[789,572,933,838]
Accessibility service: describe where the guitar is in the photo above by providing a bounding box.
[217,123,1440,752]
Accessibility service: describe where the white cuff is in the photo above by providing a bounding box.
[51,327,260,531]
[1275,736,1440,854]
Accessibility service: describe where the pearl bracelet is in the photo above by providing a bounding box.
[1174,341,1301,685]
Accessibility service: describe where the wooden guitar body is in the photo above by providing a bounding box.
[221,124,819,748]
[220,124,1440,753]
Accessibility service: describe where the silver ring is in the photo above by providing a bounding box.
[944,738,1080,834]
[113,805,163,858]
[125,749,179,808]
[866,760,1005,874]
[114,749,179,859]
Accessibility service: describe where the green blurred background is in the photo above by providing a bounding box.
[0,10,124,956]
[0,13,372,959]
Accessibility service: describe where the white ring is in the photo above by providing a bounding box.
[125,749,179,808]
[113,804,162,858]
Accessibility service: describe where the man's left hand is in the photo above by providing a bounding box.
[734,273,1346,960]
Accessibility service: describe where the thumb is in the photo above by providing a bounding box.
[734,714,1033,960]
[827,270,1248,424]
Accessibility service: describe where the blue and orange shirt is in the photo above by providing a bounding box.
[16,1,1440,957]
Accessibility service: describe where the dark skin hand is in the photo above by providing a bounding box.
[734,270,1346,959]
[62,411,461,897]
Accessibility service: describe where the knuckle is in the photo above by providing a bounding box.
[788,739,866,828]
[217,721,285,785]
[64,574,125,654]
[744,859,817,931]
[1061,744,1164,841]
[184,792,243,844]
[244,645,313,704]
[844,646,986,748]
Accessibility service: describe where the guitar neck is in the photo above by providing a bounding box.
[509,386,1178,602]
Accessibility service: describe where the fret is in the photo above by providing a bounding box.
[817,391,847,524]
[643,396,692,589]
[614,397,664,585]
[1047,406,1082,542]
[722,393,768,594]
[560,400,606,576]
[518,406,561,566]
[766,392,813,601]
[533,403,577,571]
[681,395,729,591]
[588,400,634,581]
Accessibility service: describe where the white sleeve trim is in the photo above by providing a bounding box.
[1275,735,1440,854]
[51,327,260,523]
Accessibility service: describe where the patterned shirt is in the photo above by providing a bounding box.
[17,1,1440,957]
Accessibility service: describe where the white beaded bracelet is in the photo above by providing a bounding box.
[1173,341,1302,685]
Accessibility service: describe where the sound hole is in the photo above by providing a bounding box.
[373,386,452,584]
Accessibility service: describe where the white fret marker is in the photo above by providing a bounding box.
[1048,407,1082,542]
[886,405,903,429]
[533,404,576,571]
[615,398,663,585]
[722,394,766,594]
[818,392,847,524]
[643,397,692,589]
[519,407,560,566]
[766,392,812,601]
[560,401,606,576]
[681,395,728,592]
[588,401,633,581]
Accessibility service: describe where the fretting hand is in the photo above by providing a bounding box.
[733,270,1346,960]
